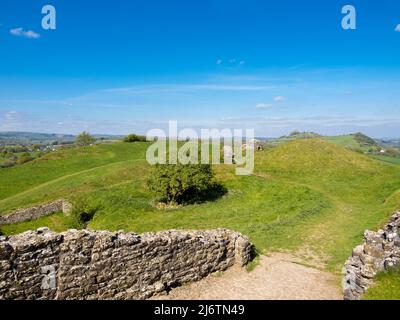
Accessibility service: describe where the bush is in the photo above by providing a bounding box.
[75,131,96,147]
[17,155,34,165]
[1,159,16,168]
[385,148,400,157]
[147,163,224,205]
[70,200,98,229]
[123,134,147,142]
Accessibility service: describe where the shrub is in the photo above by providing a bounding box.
[123,134,147,142]
[385,148,400,157]
[75,131,96,147]
[70,200,98,229]
[1,159,16,168]
[17,155,34,165]
[147,163,224,205]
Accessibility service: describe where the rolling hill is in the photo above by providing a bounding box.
[0,131,123,146]
[0,138,400,277]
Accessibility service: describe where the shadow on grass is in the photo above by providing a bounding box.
[180,183,228,205]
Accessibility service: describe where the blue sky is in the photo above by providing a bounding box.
[0,0,400,137]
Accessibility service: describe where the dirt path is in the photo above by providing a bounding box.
[152,253,342,300]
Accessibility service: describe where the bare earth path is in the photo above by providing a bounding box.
[152,253,342,300]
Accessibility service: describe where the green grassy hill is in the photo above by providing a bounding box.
[271,132,383,153]
[1,139,400,279]
[324,133,379,152]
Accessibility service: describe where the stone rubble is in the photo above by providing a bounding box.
[343,211,400,300]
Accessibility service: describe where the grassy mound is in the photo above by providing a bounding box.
[1,139,399,275]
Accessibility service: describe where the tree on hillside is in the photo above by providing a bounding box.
[75,132,96,147]
[147,163,225,205]
[123,134,147,142]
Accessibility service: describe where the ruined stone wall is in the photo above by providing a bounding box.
[0,228,253,300]
[343,211,400,300]
[0,200,72,226]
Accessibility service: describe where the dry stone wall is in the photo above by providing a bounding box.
[343,211,400,300]
[0,228,253,300]
[0,200,72,226]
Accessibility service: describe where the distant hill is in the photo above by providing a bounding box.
[377,138,400,148]
[0,132,75,145]
[323,133,381,152]
[265,131,399,153]
[0,132,123,146]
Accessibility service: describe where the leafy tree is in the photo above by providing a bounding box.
[75,132,96,147]
[123,134,147,142]
[147,163,223,205]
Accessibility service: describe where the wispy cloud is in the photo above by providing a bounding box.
[5,110,18,121]
[216,58,245,67]
[395,24,400,32]
[104,83,274,94]
[219,115,400,127]
[10,27,40,39]
[273,96,286,102]
[256,103,273,109]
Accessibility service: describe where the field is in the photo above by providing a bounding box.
[1,138,400,285]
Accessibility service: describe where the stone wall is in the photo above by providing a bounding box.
[0,200,72,226]
[0,228,253,300]
[343,211,400,300]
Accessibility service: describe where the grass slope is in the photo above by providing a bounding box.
[0,142,149,211]
[363,267,400,300]
[1,139,400,278]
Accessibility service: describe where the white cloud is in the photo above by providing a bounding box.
[5,110,18,120]
[395,24,400,32]
[256,103,273,109]
[10,27,40,39]
[273,96,286,102]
